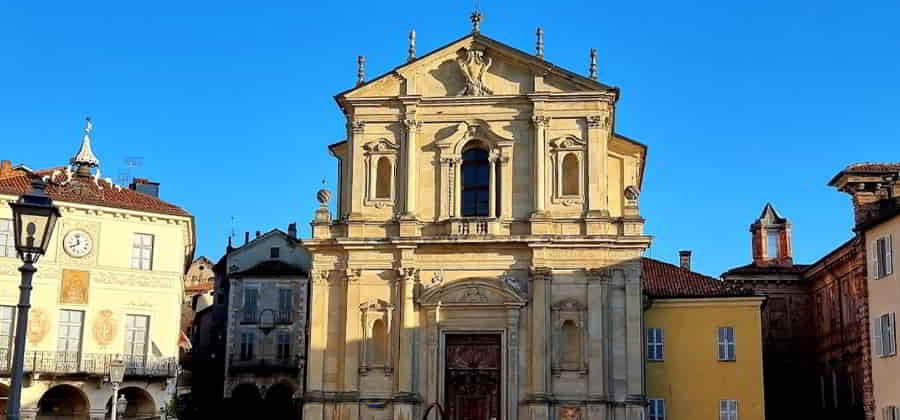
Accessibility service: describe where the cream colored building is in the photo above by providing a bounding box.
[830,163,900,420]
[303,17,650,420]
[0,120,195,419]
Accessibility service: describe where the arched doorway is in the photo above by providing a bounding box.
[105,386,156,419]
[229,383,260,420]
[264,382,296,420]
[37,384,90,420]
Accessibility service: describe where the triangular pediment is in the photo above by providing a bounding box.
[339,33,613,100]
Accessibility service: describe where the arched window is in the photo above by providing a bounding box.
[562,153,579,196]
[561,320,580,366]
[371,319,387,365]
[461,147,490,217]
[375,157,392,199]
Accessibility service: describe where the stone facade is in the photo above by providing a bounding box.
[222,229,309,419]
[303,23,650,420]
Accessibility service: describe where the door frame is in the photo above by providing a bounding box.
[439,329,507,420]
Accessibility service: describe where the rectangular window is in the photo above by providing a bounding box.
[647,399,665,420]
[276,333,291,361]
[242,287,259,323]
[718,326,736,361]
[767,230,779,259]
[57,310,84,353]
[647,328,664,361]
[124,315,149,364]
[277,288,293,323]
[719,400,738,420]
[270,247,280,258]
[875,313,897,357]
[131,233,154,270]
[0,306,14,369]
[0,219,15,257]
[239,332,255,361]
[884,406,899,420]
[875,235,894,279]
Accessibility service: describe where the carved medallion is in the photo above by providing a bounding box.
[457,47,493,96]
[93,309,118,347]
[60,269,90,305]
[27,308,49,344]
[560,406,582,420]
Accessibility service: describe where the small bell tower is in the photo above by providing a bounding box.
[70,117,100,177]
[750,203,793,267]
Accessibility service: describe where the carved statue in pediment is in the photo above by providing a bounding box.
[459,287,489,303]
[457,47,493,96]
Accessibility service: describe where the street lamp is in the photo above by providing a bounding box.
[109,359,126,420]
[6,177,60,420]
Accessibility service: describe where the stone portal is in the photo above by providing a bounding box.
[445,334,502,420]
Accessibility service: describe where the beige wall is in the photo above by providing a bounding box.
[866,214,900,415]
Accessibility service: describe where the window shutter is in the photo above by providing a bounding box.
[872,241,879,278]
[874,316,884,357]
[719,400,726,420]
[889,313,897,356]
[887,235,894,275]
[660,328,665,360]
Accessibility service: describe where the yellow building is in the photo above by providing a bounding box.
[0,119,195,419]
[643,256,766,420]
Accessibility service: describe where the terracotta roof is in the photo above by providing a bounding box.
[842,162,900,173]
[721,263,810,277]
[0,170,190,217]
[642,257,754,299]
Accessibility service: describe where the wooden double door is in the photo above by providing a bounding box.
[445,334,502,420]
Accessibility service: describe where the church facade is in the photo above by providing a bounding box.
[303,18,650,420]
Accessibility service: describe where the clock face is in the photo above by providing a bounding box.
[63,230,93,258]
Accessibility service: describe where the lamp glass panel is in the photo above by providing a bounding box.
[16,212,50,252]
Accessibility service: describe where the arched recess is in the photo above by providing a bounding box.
[560,319,581,366]
[264,382,296,420]
[230,383,261,420]
[375,156,393,199]
[561,153,580,196]
[37,384,90,419]
[105,386,156,419]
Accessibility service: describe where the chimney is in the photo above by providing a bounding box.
[255,231,261,238]
[678,250,692,271]
[244,232,250,245]
[129,178,160,198]
[0,160,12,178]
[829,163,900,226]
[287,223,297,239]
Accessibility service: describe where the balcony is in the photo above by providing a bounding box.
[275,309,293,324]
[240,309,258,324]
[448,218,498,237]
[228,354,301,376]
[0,350,176,378]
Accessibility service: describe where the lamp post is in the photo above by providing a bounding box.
[109,359,126,420]
[6,177,60,420]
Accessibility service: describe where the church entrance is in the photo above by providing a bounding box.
[444,334,501,420]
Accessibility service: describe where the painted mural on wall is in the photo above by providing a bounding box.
[27,308,49,344]
[93,309,118,347]
[60,269,90,304]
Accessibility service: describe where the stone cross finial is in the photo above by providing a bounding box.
[470,10,483,33]
[356,55,366,86]
[408,30,416,62]
[589,48,598,81]
[536,27,544,59]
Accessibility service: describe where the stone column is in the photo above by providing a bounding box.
[587,268,608,402]
[303,269,332,420]
[529,267,552,419]
[499,151,513,221]
[348,120,366,219]
[394,266,420,420]
[341,268,361,419]
[488,151,498,218]
[439,158,452,220]
[532,116,550,216]
[585,113,609,216]
[402,119,421,217]
[452,157,462,217]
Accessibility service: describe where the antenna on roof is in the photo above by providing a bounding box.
[117,156,144,186]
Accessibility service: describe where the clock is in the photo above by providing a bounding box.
[63,230,93,258]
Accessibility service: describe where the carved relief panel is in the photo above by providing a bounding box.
[60,269,90,305]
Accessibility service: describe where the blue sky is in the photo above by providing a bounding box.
[1,1,898,275]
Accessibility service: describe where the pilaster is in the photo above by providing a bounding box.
[401,116,421,219]
[585,112,610,217]
[347,120,366,221]
[342,268,362,419]
[587,268,609,399]
[531,115,550,217]
[529,266,552,419]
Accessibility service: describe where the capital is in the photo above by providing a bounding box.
[531,115,551,127]
[586,114,609,129]
[344,268,362,282]
[396,267,419,282]
[530,266,553,281]
[586,267,610,281]
[349,120,366,134]
[403,119,422,130]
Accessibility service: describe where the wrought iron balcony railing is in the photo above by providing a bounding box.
[240,309,258,324]
[228,354,300,375]
[0,350,176,378]
[275,309,293,324]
